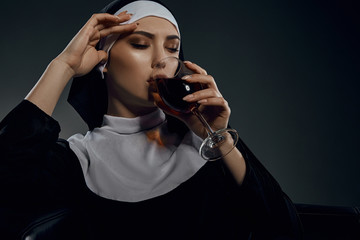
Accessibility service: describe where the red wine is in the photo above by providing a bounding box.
[156,77,203,113]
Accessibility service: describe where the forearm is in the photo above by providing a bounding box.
[231,138,302,239]
[221,140,247,185]
[25,58,74,116]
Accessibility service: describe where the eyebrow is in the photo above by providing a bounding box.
[132,31,180,41]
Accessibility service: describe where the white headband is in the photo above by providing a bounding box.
[98,0,180,78]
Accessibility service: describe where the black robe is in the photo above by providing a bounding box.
[0,100,302,239]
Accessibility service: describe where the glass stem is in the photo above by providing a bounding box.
[191,108,215,137]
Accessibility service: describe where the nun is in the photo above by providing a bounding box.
[0,0,302,239]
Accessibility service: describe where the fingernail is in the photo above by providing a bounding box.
[182,75,191,80]
[183,94,194,101]
[184,60,192,64]
[198,99,207,103]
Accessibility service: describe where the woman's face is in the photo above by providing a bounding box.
[104,16,180,115]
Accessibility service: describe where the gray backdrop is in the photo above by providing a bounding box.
[1,0,359,206]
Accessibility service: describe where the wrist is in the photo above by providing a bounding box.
[51,58,76,80]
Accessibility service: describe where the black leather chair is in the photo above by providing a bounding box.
[295,204,360,240]
[5,203,360,239]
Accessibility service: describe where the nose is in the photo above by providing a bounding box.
[150,51,167,81]
[151,45,171,69]
[151,56,181,81]
[152,60,166,69]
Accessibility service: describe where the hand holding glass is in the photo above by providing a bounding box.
[152,57,238,161]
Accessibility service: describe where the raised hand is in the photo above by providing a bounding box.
[153,60,231,140]
[56,11,137,77]
[180,61,231,139]
[25,11,137,116]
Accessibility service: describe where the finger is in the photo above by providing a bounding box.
[97,50,108,63]
[99,23,137,38]
[86,12,131,30]
[184,61,207,75]
[197,98,231,117]
[95,21,122,32]
[182,74,218,90]
[183,88,222,102]
[79,12,131,40]
[95,13,133,31]
[116,10,130,17]
[197,97,229,109]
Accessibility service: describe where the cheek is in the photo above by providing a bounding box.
[108,47,151,86]
[106,44,153,99]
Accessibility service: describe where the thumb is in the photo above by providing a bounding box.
[98,50,108,64]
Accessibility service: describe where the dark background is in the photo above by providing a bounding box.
[1,0,359,206]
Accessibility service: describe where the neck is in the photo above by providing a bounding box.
[107,96,158,118]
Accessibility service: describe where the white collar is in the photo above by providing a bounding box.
[68,110,206,202]
[102,108,166,134]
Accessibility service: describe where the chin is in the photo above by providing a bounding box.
[134,96,156,108]
[144,100,157,108]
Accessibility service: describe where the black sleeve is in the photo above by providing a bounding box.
[0,100,84,206]
[223,137,303,240]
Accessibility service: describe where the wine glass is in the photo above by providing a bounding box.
[151,56,238,161]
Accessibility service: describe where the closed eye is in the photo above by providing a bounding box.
[131,43,149,49]
[167,47,179,53]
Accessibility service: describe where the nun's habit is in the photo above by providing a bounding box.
[0,0,302,239]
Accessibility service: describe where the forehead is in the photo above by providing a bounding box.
[135,16,179,37]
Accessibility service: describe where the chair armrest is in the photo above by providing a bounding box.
[20,207,88,240]
[21,208,69,240]
[295,203,360,240]
[14,203,360,240]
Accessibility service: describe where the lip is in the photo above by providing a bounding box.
[147,79,157,92]
[147,79,155,88]
[151,74,168,81]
